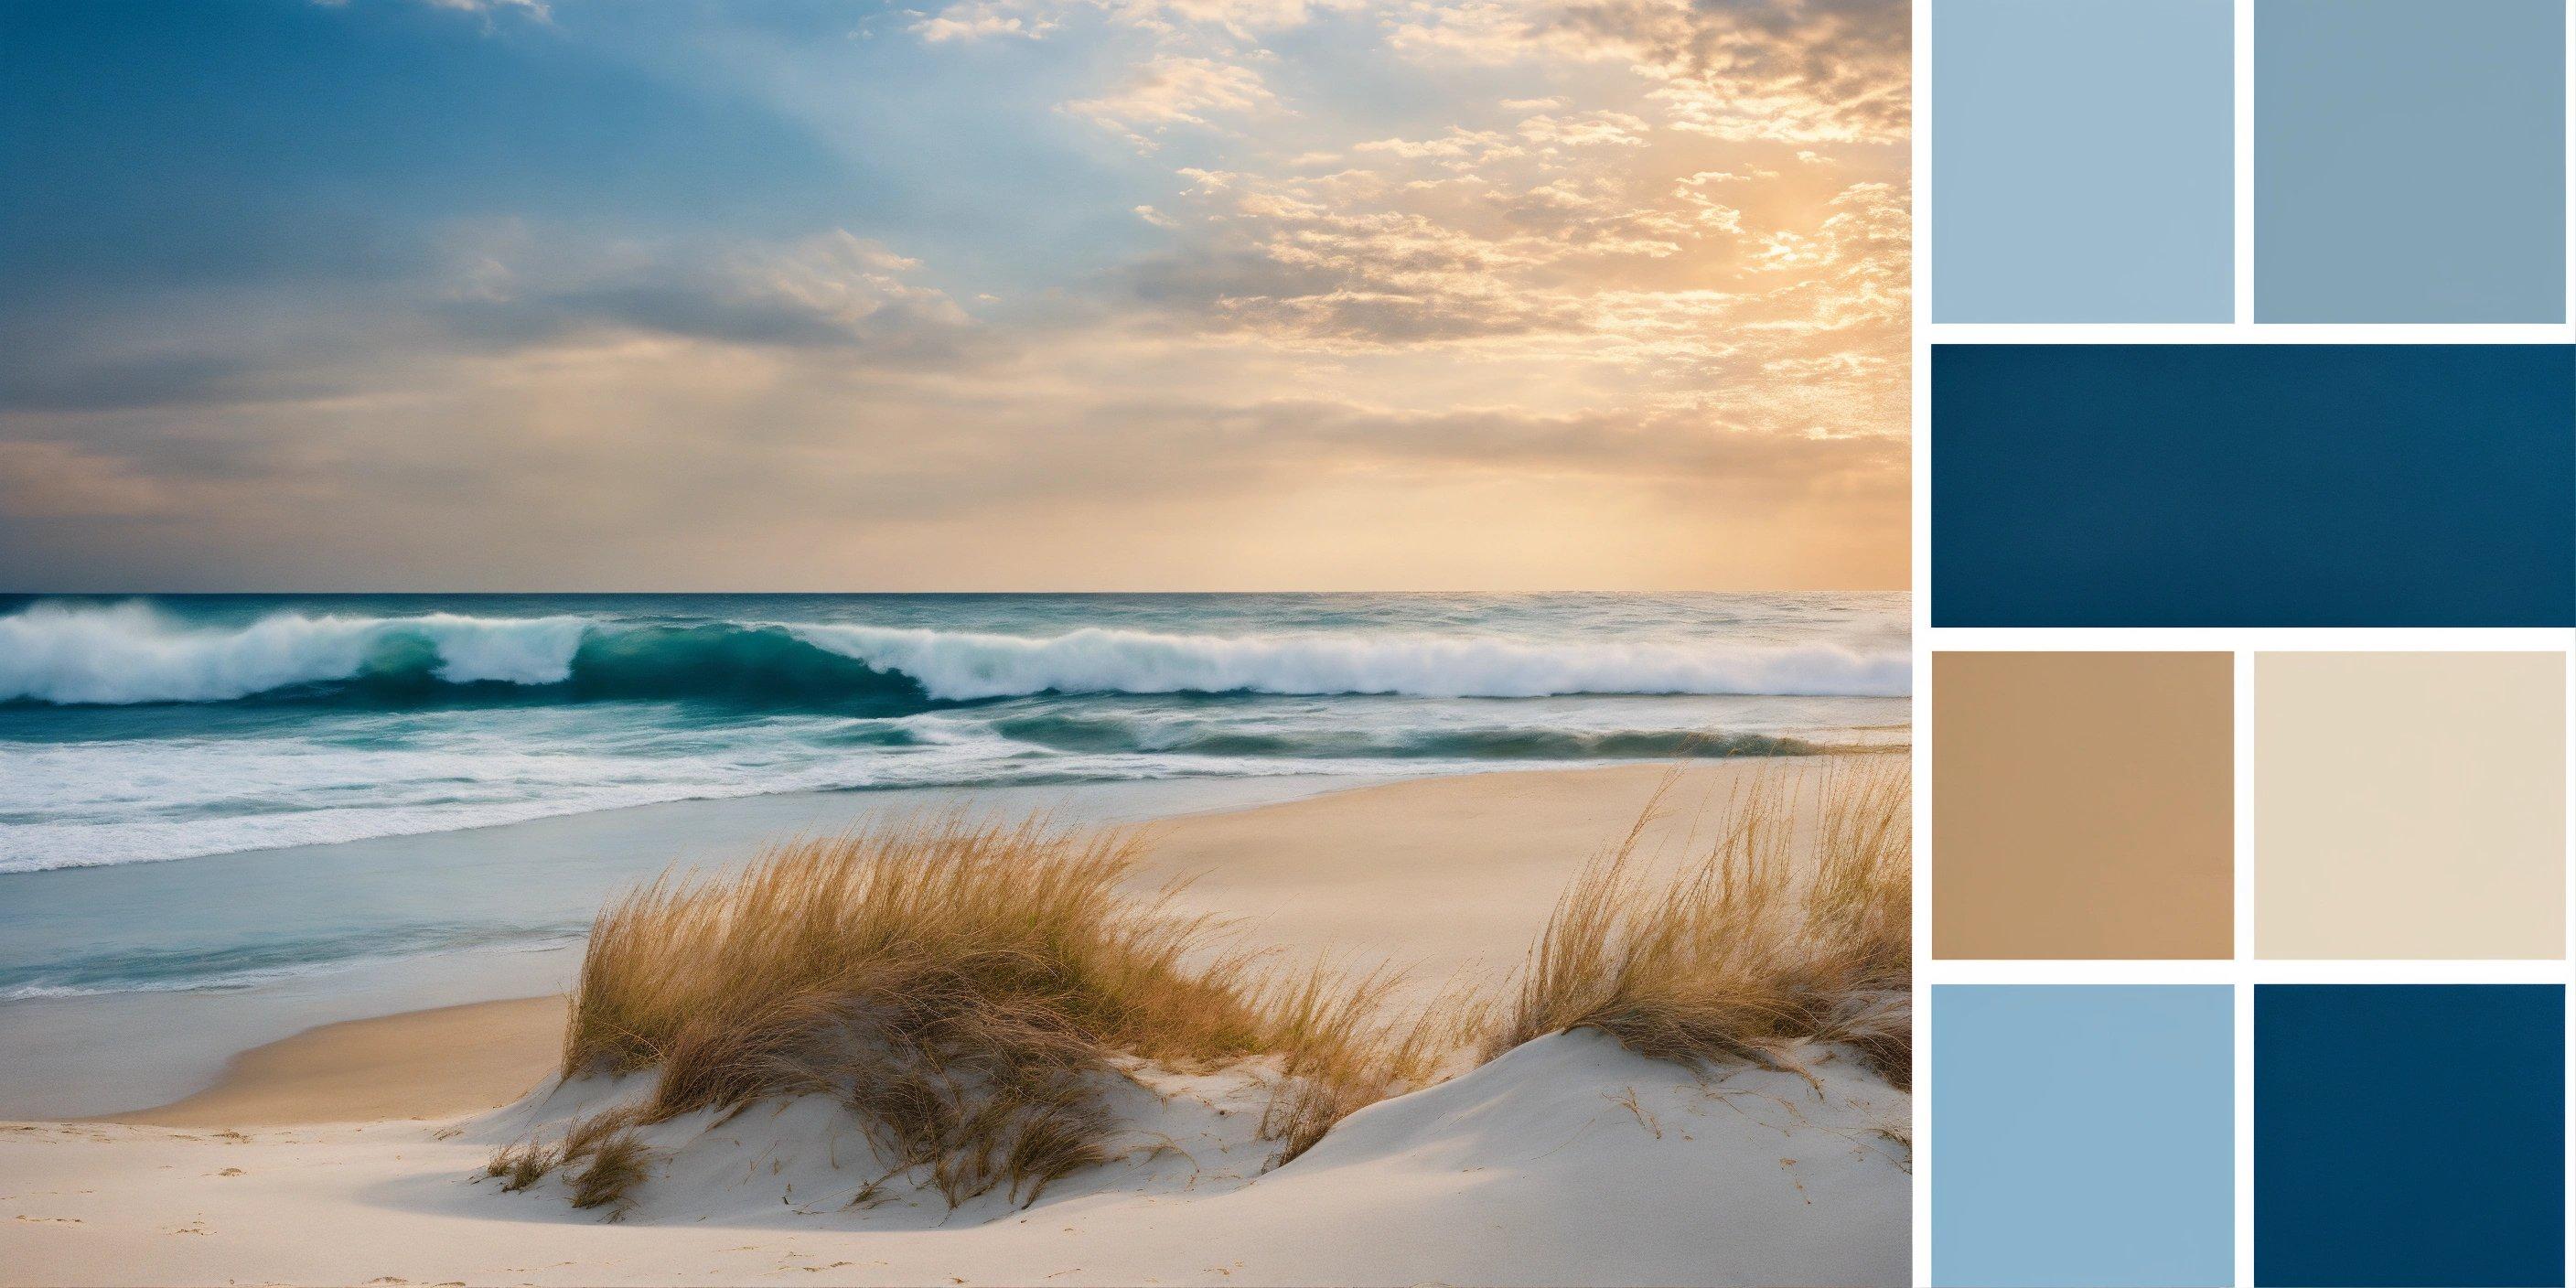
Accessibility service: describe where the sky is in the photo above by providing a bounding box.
[0,0,1909,591]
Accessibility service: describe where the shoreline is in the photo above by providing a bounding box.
[50,758,1852,1128]
[0,770,1393,1119]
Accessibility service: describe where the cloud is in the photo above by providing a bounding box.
[912,0,1354,44]
[422,0,550,17]
[1390,0,1909,144]
[1062,56,1277,146]
[1355,128,1521,163]
[433,228,982,360]
[1516,110,1652,149]
[315,0,554,27]
[914,2,1056,41]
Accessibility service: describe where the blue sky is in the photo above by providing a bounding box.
[2,0,1908,589]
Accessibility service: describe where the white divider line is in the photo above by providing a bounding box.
[2561,638,2574,1288]
[1926,323,2576,345]
[2233,646,2257,1288]
[2234,649,2258,968]
[2233,971,2255,1288]
[2234,0,2254,325]
[1930,959,2576,987]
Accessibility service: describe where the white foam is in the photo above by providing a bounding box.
[0,602,589,703]
[792,623,1910,700]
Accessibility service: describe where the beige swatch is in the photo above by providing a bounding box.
[1934,651,2233,959]
[2256,651,2565,960]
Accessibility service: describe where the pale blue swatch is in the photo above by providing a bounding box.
[1932,0,2233,321]
[2257,0,2565,321]
[1931,985,2235,1287]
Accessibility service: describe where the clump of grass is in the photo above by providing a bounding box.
[567,1132,658,1218]
[484,1104,647,1203]
[1485,757,1911,1089]
[1255,964,1482,1165]
[545,814,1331,1208]
[484,1141,558,1192]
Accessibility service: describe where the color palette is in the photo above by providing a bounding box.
[2255,653,2567,960]
[2256,0,2566,322]
[1931,986,2235,1287]
[1931,0,2232,322]
[1927,6,2571,1285]
[1932,344,2576,627]
[2256,985,2567,1286]
[1932,652,2231,959]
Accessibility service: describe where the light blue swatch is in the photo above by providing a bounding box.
[1932,0,2233,321]
[1931,985,2235,1287]
[2257,0,2565,321]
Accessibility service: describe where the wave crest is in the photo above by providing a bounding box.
[0,602,589,704]
[0,602,1909,707]
[791,623,1905,700]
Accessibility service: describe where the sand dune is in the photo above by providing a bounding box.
[5,1030,1905,1287]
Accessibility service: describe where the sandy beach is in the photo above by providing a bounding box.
[1,761,1911,1286]
[94,996,569,1129]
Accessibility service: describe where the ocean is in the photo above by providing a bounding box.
[0,592,1907,1026]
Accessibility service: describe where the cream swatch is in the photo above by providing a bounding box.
[2256,652,2565,960]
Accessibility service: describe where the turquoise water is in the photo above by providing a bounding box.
[0,593,1907,1004]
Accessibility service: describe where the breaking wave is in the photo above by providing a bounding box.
[0,602,1909,708]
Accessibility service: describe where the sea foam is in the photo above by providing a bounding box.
[0,601,587,703]
[790,623,1909,701]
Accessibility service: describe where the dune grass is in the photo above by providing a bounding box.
[566,1132,657,1217]
[491,759,1910,1214]
[1487,757,1910,1089]
[1252,965,1482,1165]
[508,814,1427,1210]
[560,816,1266,1208]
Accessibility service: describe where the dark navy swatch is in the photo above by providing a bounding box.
[1932,345,2576,626]
[2256,985,2567,1287]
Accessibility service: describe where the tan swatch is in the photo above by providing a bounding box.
[2256,652,2565,960]
[1934,651,2233,959]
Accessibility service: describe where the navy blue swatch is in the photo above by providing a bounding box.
[1932,345,2575,626]
[2256,985,2567,1286]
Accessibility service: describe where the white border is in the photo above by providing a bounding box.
[2234,0,2253,325]
[1934,323,2573,345]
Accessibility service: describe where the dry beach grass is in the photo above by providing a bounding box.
[496,757,1910,1214]
[1492,757,1911,1089]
